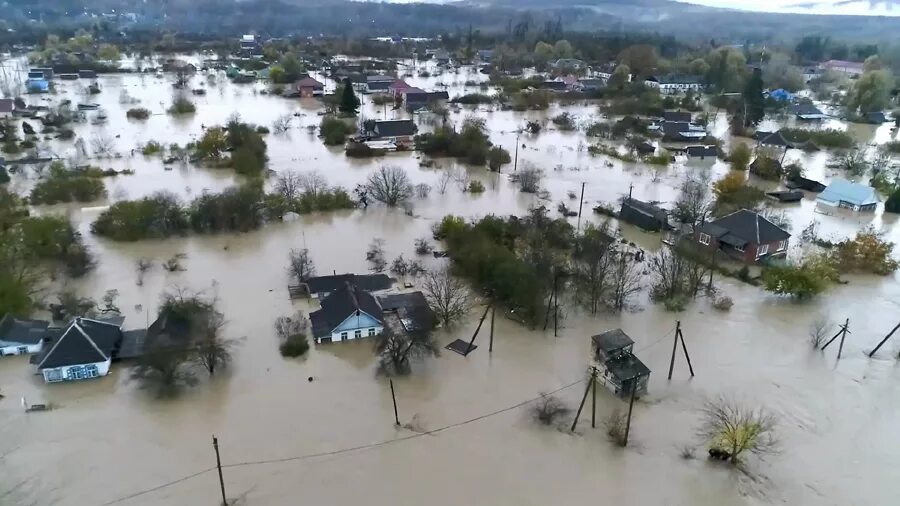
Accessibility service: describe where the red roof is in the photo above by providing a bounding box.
[295,76,324,89]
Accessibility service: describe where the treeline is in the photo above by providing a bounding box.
[414,118,510,169]
[91,176,355,241]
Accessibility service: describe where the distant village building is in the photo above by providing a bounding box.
[292,75,325,97]
[645,75,703,94]
[816,179,879,212]
[552,58,586,71]
[0,98,16,118]
[402,89,449,110]
[696,209,791,263]
[364,75,397,93]
[539,80,568,92]
[591,329,651,399]
[793,102,828,121]
[0,314,49,356]
[361,119,418,145]
[819,59,865,77]
[477,49,494,62]
[684,145,718,159]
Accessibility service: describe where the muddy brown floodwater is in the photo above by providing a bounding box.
[1,56,900,506]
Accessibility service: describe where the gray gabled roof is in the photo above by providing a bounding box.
[310,283,384,338]
[0,314,50,346]
[373,120,417,138]
[592,329,635,355]
[663,111,692,123]
[304,274,393,296]
[702,209,791,246]
[34,318,123,369]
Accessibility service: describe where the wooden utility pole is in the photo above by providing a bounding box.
[590,367,597,428]
[822,318,850,360]
[868,321,900,358]
[465,303,492,355]
[571,370,594,432]
[489,305,495,353]
[576,182,586,232]
[513,132,519,172]
[390,379,400,426]
[553,275,560,338]
[667,321,695,380]
[622,382,637,446]
[212,436,227,506]
[543,272,557,331]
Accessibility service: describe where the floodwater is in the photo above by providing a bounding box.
[2,56,900,506]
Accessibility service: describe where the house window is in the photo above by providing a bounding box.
[46,369,62,382]
[758,244,770,256]
[354,330,362,339]
[777,240,787,251]
[340,332,348,341]
[735,244,745,252]
[368,328,376,337]
[17,346,28,354]
[699,233,711,245]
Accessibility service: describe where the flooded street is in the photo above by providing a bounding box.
[2,57,900,506]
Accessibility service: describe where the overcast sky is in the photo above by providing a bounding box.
[680,0,900,16]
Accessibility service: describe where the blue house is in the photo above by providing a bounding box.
[816,179,878,212]
[310,283,384,344]
[26,78,49,93]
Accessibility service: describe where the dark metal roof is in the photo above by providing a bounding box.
[377,292,428,311]
[606,354,651,381]
[622,198,667,221]
[378,292,435,333]
[373,120,417,138]
[685,145,718,158]
[118,329,148,359]
[792,102,825,117]
[304,274,393,296]
[0,314,49,345]
[785,176,826,192]
[309,283,384,338]
[540,81,567,90]
[766,190,804,202]
[592,329,635,354]
[34,318,123,369]
[663,111,692,123]
[702,209,791,246]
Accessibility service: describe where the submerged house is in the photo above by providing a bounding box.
[30,317,126,382]
[292,75,325,97]
[662,121,707,142]
[793,102,827,121]
[697,209,791,263]
[816,179,878,212]
[619,198,670,232]
[684,145,718,160]
[310,283,385,344]
[591,329,650,399]
[647,75,703,94]
[361,119,418,144]
[295,273,393,299]
[0,314,50,356]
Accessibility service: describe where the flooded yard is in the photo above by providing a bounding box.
[1,57,900,506]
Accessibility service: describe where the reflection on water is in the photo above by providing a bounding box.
[1,56,899,506]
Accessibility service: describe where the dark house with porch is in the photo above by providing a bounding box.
[310,283,385,344]
[293,273,393,299]
[619,198,670,232]
[696,209,791,263]
[591,329,650,399]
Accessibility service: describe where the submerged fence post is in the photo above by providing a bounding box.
[390,379,399,426]
[212,435,227,506]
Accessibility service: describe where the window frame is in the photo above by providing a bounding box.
[698,233,711,246]
[354,329,362,339]
[368,328,376,337]
[777,239,787,251]
[758,243,770,257]
[340,332,348,341]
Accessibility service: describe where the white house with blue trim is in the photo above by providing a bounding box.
[0,314,50,356]
[31,317,126,383]
[310,283,385,344]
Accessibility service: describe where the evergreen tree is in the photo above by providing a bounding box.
[742,67,765,127]
[339,78,360,116]
[886,187,900,214]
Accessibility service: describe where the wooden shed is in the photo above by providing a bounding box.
[591,329,650,399]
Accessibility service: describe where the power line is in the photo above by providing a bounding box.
[98,378,584,505]
[635,325,677,353]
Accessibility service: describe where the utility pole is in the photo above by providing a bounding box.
[822,318,850,359]
[571,369,594,432]
[622,381,637,446]
[390,379,400,426]
[590,366,597,428]
[513,132,519,172]
[628,182,633,200]
[464,303,492,355]
[553,275,559,338]
[576,182,586,233]
[868,321,900,358]
[489,305,495,353]
[667,321,695,380]
[212,436,227,506]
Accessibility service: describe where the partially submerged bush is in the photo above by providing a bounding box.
[531,393,571,426]
[275,312,310,357]
[320,116,354,146]
[712,295,734,311]
[126,107,151,120]
[467,180,485,193]
[167,96,196,115]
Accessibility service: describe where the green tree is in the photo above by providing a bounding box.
[886,187,900,214]
[281,52,303,82]
[553,40,574,59]
[729,143,752,171]
[268,65,285,85]
[97,43,120,63]
[339,78,360,116]
[608,64,631,90]
[705,47,747,92]
[742,67,765,127]
[618,45,658,77]
[849,69,892,114]
[534,41,554,67]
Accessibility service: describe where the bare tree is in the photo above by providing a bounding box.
[287,248,316,282]
[531,393,571,426]
[573,224,614,314]
[451,167,472,191]
[414,238,434,255]
[809,317,832,349]
[514,165,543,193]
[131,341,197,397]
[605,410,628,446]
[672,171,712,231]
[100,289,120,314]
[436,170,453,195]
[375,329,440,376]
[91,133,116,158]
[298,171,329,198]
[272,113,293,134]
[366,239,387,273]
[414,183,432,199]
[607,253,642,311]
[274,170,303,202]
[697,396,779,464]
[136,258,152,286]
[423,268,472,327]
[192,309,238,376]
[649,248,708,306]
[366,166,414,206]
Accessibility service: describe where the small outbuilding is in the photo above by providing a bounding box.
[816,178,879,212]
[619,198,670,232]
[591,329,650,399]
[0,314,50,356]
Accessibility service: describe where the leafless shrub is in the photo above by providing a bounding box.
[298,171,329,197]
[696,396,779,464]
[436,170,453,195]
[391,255,410,276]
[273,113,292,134]
[136,258,153,286]
[414,238,433,255]
[91,133,116,158]
[605,410,628,446]
[163,254,186,272]
[287,248,316,282]
[367,238,387,273]
[415,183,432,199]
[809,317,832,349]
[679,445,696,460]
[531,393,571,426]
[713,295,734,311]
[513,165,543,193]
